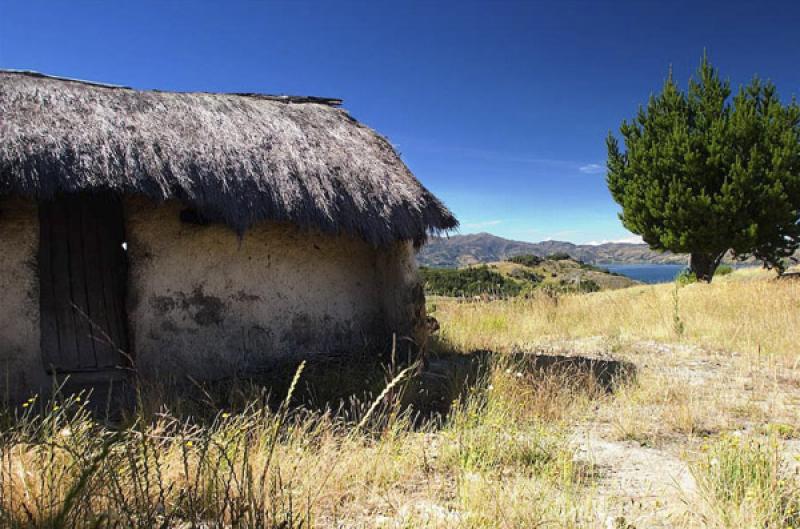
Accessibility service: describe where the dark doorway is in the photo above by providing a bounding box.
[38,193,130,374]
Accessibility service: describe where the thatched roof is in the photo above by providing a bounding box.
[0,70,457,246]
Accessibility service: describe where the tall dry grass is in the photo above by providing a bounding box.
[433,268,800,361]
[0,356,598,528]
[690,433,800,528]
[3,268,799,528]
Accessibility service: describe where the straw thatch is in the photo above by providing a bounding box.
[0,70,457,245]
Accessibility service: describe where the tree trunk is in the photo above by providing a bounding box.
[689,252,724,283]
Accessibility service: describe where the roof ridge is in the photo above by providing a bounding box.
[1,69,130,89]
[0,69,343,106]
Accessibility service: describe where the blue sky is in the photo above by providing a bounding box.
[2,1,800,244]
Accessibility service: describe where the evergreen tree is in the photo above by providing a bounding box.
[607,56,800,281]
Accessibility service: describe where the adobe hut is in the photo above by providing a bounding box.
[0,70,457,401]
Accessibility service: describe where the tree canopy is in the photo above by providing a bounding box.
[607,56,800,281]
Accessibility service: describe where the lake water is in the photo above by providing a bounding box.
[603,263,686,284]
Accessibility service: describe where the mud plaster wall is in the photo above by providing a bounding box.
[125,198,424,380]
[0,198,44,399]
[377,240,427,355]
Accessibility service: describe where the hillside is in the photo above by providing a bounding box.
[418,232,686,267]
[420,255,638,297]
[487,257,637,291]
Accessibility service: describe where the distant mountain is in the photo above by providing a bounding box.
[418,233,687,267]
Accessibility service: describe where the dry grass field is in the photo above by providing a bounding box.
[1,267,799,528]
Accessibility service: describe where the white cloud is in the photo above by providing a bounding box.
[463,219,503,229]
[585,235,643,245]
[579,163,606,175]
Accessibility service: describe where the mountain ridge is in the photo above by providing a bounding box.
[418,233,687,267]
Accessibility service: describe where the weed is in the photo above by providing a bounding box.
[691,433,800,528]
[672,282,685,338]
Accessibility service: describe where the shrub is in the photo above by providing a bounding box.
[508,268,543,283]
[546,252,572,261]
[419,266,522,297]
[715,264,734,276]
[555,278,600,294]
[578,262,613,274]
[506,254,543,267]
[675,269,696,285]
[577,279,601,293]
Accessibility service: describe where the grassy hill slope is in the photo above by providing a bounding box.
[420,255,638,297]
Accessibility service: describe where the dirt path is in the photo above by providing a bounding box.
[573,426,695,528]
[558,338,800,528]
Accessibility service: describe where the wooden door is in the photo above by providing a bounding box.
[39,194,130,373]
